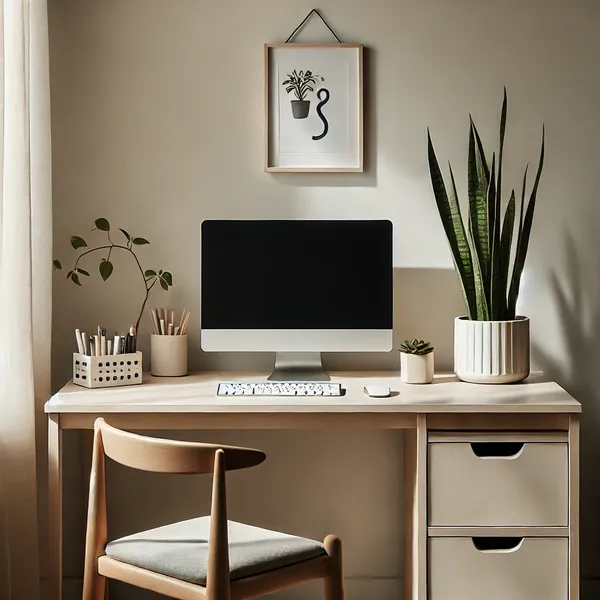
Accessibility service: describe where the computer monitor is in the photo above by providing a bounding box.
[201,219,393,380]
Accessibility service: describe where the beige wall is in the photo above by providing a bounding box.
[49,0,600,598]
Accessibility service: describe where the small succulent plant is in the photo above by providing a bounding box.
[400,339,434,355]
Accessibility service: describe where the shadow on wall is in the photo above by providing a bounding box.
[532,232,600,579]
[201,267,463,373]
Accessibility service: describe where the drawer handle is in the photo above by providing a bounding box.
[472,537,524,552]
[470,442,524,458]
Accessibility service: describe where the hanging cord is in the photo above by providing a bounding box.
[285,9,343,44]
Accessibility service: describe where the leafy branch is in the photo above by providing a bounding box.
[53,218,173,333]
[282,70,324,101]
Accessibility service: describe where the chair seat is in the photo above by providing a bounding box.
[105,517,325,585]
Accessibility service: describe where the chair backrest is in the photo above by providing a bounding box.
[95,418,266,474]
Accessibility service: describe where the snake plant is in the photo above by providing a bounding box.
[427,89,545,321]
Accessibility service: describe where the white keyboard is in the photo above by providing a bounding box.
[217,382,343,396]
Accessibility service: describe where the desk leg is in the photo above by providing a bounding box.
[48,415,63,600]
[569,414,580,600]
[404,414,427,600]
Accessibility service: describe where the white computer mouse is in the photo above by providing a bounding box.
[364,385,391,398]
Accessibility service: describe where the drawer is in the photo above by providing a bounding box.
[429,537,568,600]
[429,440,568,526]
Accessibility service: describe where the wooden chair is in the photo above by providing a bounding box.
[82,418,345,600]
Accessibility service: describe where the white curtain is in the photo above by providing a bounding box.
[0,0,52,598]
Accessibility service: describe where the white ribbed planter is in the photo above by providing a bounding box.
[454,316,530,384]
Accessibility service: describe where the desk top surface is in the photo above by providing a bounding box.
[45,371,581,414]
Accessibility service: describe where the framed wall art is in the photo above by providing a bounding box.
[264,43,364,173]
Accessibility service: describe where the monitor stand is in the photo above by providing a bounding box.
[268,352,330,382]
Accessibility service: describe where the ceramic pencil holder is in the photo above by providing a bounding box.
[73,352,143,388]
[151,334,188,377]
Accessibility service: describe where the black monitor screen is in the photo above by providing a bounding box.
[201,220,393,330]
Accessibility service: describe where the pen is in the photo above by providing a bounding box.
[75,329,84,354]
[81,332,89,356]
[129,326,137,352]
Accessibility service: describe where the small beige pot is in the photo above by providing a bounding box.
[150,334,188,377]
[401,351,434,384]
[454,316,530,384]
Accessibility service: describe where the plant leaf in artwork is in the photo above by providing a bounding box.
[95,217,110,232]
[161,271,173,286]
[70,236,87,249]
[71,273,82,286]
[159,277,169,291]
[66,270,73,280]
[76,268,90,276]
[53,259,62,270]
[132,237,150,245]
[119,228,131,242]
[99,259,113,281]
[282,79,291,85]
[144,269,157,277]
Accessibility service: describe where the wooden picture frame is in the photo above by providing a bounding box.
[264,43,364,173]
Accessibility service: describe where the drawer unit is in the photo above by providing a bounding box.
[429,438,568,526]
[429,536,568,600]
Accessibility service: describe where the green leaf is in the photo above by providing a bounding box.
[71,273,82,286]
[53,259,62,270]
[489,155,505,319]
[99,260,113,281]
[509,126,545,317]
[132,237,150,245]
[95,218,110,232]
[495,88,507,240]
[471,120,490,184]
[159,277,169,291]
[144,269,157,277]
[119,228,131,242]
[161,271,173,286]
[468,119,491,310]
[500,190,516,319]
[76,268,90,276]
[70,236,87,249]
[428,130,476,319]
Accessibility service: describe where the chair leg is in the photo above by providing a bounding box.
[323,535,345,600]
[82,571,106,600]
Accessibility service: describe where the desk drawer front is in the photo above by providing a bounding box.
[429,440,568,526]
[429,537,568,600]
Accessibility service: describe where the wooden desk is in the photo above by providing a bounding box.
[45,371,582,600]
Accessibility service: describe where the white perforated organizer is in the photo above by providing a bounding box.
[73,352,143,388]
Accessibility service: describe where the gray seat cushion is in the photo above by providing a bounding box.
[105,517,325,584]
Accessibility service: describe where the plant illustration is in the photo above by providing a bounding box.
[427,88,545,322]
[282,70,324,101]
[53,218,173,333]
[400,339,434,355]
